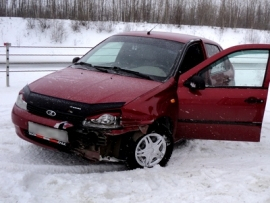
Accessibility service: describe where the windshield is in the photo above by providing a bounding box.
[78,36,184,82]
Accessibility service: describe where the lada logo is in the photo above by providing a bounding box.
[46,110,56,117]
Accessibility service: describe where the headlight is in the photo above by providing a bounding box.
[15,94,27,110]
[83,114,121,129]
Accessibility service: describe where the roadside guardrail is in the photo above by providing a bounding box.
[1,43,92,87]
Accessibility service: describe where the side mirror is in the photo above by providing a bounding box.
[72,57,80,63]
[184,75,205,90]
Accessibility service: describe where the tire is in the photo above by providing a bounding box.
[126,131,174,169]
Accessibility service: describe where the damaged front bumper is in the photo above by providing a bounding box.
[12,104,149,162]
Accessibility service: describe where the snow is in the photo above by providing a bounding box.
[1,17,270,203]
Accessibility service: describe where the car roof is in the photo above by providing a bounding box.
[115,31,219,45]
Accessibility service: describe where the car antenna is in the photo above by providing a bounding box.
[147,25,158,35]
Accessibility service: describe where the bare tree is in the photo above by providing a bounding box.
[2,0,270,31]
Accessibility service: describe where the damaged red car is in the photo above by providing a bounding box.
[12,31,270,169]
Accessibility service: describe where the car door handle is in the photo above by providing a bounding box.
[244,97,264,104]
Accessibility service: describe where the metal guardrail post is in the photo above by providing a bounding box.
[4,42,11,87]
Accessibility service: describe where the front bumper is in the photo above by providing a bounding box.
[11,104,144,162]
[12,104,105,160]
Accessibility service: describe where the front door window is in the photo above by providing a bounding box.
[198,50,269,87]
[180,44,205,74]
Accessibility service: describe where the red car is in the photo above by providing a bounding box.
[12,31,270,169]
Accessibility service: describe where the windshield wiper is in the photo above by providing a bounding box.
[74,63,152,80]
[74,61,92,67]
[92,65,110,73]
[74,61,93,70]
[74,62,108,73]
[108,66,153,80]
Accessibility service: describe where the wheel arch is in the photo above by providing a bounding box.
[125,116,175,169]
[130,116,176,143]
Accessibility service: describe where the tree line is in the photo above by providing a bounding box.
[1,0,270,30]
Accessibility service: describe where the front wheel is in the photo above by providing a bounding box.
[126,132,173,169]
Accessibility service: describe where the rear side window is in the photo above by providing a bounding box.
[205,44,221,57]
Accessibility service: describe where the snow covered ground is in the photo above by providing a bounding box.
[0,17,270,203]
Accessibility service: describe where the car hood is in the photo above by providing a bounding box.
[28,67,162,104]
